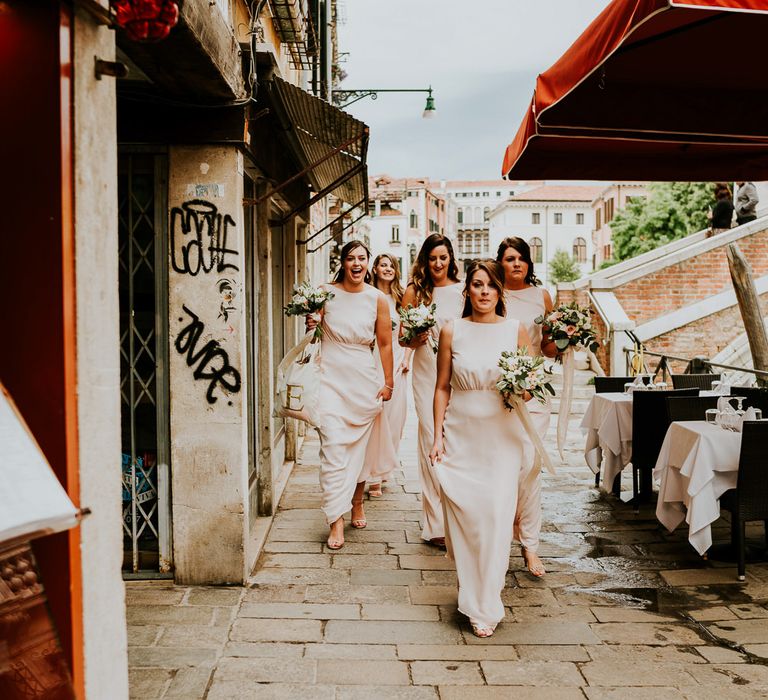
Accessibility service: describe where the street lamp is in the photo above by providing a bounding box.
[332,86,436,118]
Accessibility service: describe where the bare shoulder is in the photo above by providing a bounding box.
[401,284,417,306]
[440,319,456,340]
[541,287,554,310]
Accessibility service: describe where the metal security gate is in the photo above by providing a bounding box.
[118,152,172,576]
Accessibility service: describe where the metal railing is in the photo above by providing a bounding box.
[622,330,768,384]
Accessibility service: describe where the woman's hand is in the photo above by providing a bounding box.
[410,331,430,348]
[398,359,411,374]
[429,437,445,465]
[305,313,320,332]
[377,384,393,402]
[522,390,533,403]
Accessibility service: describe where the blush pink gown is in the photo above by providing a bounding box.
[436,318,528,629]
[504,286,550,554]
[318,285,398,524]
[411,282,464,541]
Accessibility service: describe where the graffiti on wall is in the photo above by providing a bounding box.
[170,199,239,276]
[175,305,241,405]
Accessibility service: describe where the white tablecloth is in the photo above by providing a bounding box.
[653,421,741,555]
[581,392,633,487]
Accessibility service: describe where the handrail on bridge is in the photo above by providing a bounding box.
[621,330,768,384]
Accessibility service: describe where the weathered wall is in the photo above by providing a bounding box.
[73,6,130,698]
[168,146,249,584]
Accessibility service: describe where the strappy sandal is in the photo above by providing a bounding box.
[327,518,344,550]
[350,500,367,529]
[471,623,495,638]
[368,483,383,498]
[522,547,546,577]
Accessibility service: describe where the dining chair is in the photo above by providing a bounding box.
[665,395,719,423]
[719,421,768,581]
[630,388,699,506]
[671,373,721,390]
[594,375,650,393]
[729,386,768,415]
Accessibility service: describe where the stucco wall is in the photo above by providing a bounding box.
[168,146,249,584]
[73,6,130,698]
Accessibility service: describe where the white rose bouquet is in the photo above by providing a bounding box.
[284,282,335,340]
[399,303,438,354]
[496,348,556,410]
[535,301,602,460]
[534,302,598,354]
[496,347,555,478]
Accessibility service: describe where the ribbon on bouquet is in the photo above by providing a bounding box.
[508,394,555,490]
[556,346,605,462]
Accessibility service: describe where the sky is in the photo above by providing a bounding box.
[337,0,610,181]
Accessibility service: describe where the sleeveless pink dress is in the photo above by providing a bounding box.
[436,318,527,629]
[318,285,397,524]
[504,286,550,553]
[410,282,464,540]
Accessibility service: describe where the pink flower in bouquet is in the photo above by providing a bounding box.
[565,324,577,336]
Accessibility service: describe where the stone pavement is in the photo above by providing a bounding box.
[128,386,768,699]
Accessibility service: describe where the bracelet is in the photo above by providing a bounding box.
[384,385,394,390]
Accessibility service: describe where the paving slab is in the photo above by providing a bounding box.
[706,619,768,644]
[410,660,483,685]
[438,687,585,700]
[315,659,411,685]
[464,621,600,646]
[590,622,706,645]
[230,618,323,643]
[397,644,519,661]
[303,643,398,660]
[481,660,584,686]
[361,603,440,620]
[238,602,359,620]
[580,661,698,687]
[207,682,334,700]
[324,620,463,644]
[303,583,410,604]
[335,687,438,700]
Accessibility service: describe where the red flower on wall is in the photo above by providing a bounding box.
[112,0,179,42]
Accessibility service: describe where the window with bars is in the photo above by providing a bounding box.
[391,225,400,242]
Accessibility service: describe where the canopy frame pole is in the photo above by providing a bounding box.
[278,163,365,224]
[307,211,367,253]
[296,198,366,245]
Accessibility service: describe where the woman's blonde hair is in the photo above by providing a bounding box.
[409,233,460,305]
[372,253,404,308]
[461,259,506,318]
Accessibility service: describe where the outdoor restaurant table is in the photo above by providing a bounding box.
[653,421,741,555]
[581,392,633,488]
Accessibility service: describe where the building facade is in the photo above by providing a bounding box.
[489,185,603,288]
[591,182,649,267]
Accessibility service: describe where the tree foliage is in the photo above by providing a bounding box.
[548,248,582,284]
[610,182,712,261]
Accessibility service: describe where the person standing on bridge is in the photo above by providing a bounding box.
[736,181,759,226]
[430,259,533,638]
[497,237,559,578]
[400,234,464,549]
[306,240,397,550]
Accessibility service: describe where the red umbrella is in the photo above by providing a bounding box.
[502,0,768,179]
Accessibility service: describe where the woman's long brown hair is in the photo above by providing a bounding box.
[409,233,460,305]
[372,253,404,308]
[461,259,506,318]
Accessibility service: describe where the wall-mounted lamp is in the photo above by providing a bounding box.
[332,86,437,119]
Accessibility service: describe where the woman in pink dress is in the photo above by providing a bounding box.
[310,240,397,550]
[497,237,558,577]
[430,260,533,637]
[367,253,412,498]
[400,234,463,548]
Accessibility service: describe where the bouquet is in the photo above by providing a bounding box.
[284,282,335,340]
[496,347,556,410]
[535,301,603,460]
[496,347,555,477]
[399,303,438,353]
[535,302,598,354]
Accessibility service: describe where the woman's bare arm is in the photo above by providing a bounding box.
[375,293,394,401]
[429,322,454,463]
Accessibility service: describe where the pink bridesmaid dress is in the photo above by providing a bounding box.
[504,286,550,554]
[436,318,529,629]
[410,282,464,541]
[318,285,398,524]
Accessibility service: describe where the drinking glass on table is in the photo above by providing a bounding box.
[705,409,719,425]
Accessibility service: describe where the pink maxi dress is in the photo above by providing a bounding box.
[318,285,398,524]
[411,282,464,540]
[436,318,528,629]
[504,286,550,553]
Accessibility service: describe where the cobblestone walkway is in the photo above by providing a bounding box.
[128,393,768,698]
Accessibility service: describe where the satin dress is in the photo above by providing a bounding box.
[368,295,408,484]
[318,285,397,524]
[436,318,526,629]
[410,282,464,540]
[504,286,550,553]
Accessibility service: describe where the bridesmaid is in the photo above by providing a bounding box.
[309,240,396,550]
[400,234,463,548]
[497,237,558,577]
[367,253,413,498]
[430,259,533,637]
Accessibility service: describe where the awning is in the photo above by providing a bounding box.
[502,0,768,179]
[0,383,80,545]
[249,76,369,218]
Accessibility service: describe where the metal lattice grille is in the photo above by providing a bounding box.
[118,153,171,576]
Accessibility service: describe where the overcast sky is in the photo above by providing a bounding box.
[337,0,610,180]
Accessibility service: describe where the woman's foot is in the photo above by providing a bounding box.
[428,537,446,550]
[327,518,344,550]
[350,500,367,529]
[368,483,383,498]
[471,623,495,638]
[522,547,545,577]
